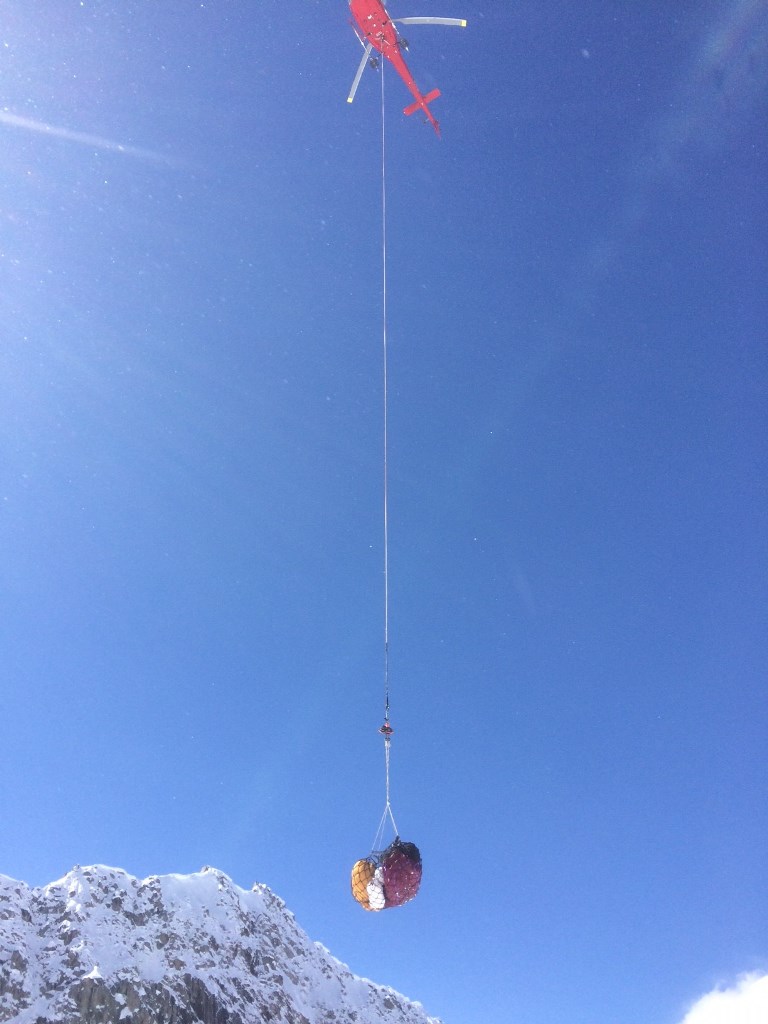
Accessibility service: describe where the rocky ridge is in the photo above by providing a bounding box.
[0,865,441,1024]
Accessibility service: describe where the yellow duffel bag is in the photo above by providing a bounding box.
[350,858,378,911]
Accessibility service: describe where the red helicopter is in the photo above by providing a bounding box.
[347,0,466,136]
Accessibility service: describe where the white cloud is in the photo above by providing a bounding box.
[680,973,768,1024]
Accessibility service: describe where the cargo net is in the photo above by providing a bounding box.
[350,838,422,911]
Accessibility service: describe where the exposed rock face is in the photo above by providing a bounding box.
[0,866,441,1024]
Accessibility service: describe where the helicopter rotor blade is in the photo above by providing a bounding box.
[347,42,374,105]
[393,17,467,27]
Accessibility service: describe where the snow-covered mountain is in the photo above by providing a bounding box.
[0,865,441,1024]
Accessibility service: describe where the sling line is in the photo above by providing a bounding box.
[374,58,398,853]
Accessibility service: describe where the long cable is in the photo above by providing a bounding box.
[375,59,398,853]
[381,59,390,733]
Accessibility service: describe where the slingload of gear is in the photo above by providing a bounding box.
[346,0,466,911]
[351,837,422,911]
[350,719,423,910]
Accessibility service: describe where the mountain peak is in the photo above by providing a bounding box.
[0,865,441,1024]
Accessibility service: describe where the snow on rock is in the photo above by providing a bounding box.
[0,865,442,1024]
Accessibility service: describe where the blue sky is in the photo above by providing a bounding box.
[1,2,766,1023]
